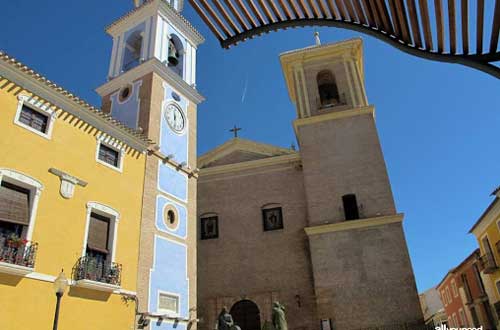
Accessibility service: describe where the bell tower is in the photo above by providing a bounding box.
[96,1,204,328]
[280,38,423,329]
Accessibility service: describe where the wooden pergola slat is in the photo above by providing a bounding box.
[235,0,259,27]
[298,0,314,18]
[317,0,330,18]
[189,0,225,41]
[419,0,433,50]
[352,0,368,25]
[394,0,411,44]
[224,0,251,30]
[199,0,234,36]
[491,0,500,53]
[325,0,340,19]
[361,0,376,27]
[334,0,348,20]
[277,0,295,19]
[476,0,484,54]
[448,0,457,54]
[267,0,286,20]
[406,0,423,48]
[246,0,267,24]
[307,0,322,18]
[388,0,401,37]
[288,0,304,18]
[343,0,359,22]
[258,0,277,22]
[375,0,394,34]
[461,0,469,54]
[435,0,445,53]
[214,0,243,33]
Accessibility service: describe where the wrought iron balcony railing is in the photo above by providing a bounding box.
[479,253,498,274]
[72,256,122,287]
[0,234,37,269]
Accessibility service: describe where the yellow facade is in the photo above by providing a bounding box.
[470,190,500,312]
[0,74,146,330]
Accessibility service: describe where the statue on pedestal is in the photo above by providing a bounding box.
[272,302,287,330]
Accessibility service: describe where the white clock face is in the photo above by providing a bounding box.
[165,103,185,133]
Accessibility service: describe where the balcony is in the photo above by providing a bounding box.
[72,256,122,292]
[0,234,37,276]
[479,253,498,274]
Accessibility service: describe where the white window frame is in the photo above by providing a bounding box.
[451,279,458,297]
[0,169,43,242]
[82,202,120,262]
[459,308,467,327]
[157,290,180,317]
[441,290,447,306]
[95,135,125,173]
[14,94,56,140]
[452,313,458,327]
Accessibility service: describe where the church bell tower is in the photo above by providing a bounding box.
[96,1,204,329]
[280,38,423,329]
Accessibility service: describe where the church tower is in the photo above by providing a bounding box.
[96,1,204,328]
[280,38,423,329]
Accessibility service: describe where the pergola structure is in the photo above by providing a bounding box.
[189,0,500,78]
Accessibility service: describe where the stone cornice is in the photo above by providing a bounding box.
[304,213,404,236]
[293,105,374,135]
[199,153,302,177]
[106,0,204,46]
[0,51,152,152]
[198,137,296,168]
[95,58,205,104]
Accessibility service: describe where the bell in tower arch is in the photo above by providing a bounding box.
[168,38,179,66]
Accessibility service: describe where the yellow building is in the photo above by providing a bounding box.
[469,187,500,327]
[0,51,151,329]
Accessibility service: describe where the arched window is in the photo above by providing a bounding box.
[168,34,184,78]
[122,31,143,72]
[317,70,340,107]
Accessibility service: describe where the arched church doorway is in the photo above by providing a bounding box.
[230,300,261,330]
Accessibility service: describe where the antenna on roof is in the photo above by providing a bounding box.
[314,31,321,46]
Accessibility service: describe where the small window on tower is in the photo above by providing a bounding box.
[342,194,359,221]
[122,31,143,72]
[317,70,340,108]
[201,215,218,240]
[262,206,284,231]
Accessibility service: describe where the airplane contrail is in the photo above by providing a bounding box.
[241,75,248,103]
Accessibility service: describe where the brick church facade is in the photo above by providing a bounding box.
[197,39,423,330]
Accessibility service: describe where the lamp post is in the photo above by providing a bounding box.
[52,269,68,330]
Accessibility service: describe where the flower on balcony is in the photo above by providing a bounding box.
[6,234,28,248]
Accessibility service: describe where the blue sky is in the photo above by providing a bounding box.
[1,0,499,292]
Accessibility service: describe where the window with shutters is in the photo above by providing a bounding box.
[82,203,120,264]
[0,181,30,238]
[157,292,180,316]
[14,95,55,139]
[96,141,124,172]
[342,194,360,220]
[86,212,111,261]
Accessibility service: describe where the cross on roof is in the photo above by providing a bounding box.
[229,125,242,138]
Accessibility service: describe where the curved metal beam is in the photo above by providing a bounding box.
[220,18,500,79]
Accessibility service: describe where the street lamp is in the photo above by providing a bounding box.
[52,269,68,330]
